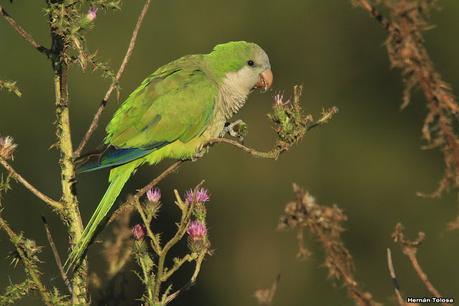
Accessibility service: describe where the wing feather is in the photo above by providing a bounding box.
[105,55,217,149]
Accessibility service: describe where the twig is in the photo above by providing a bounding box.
[75,0,152,157]
[254,274,281,306]
[386,248,406,306]
[203,107,338,160]
[162,251,207,305]
[352,0,393,31]
[152,189,194,301]
[0,5,50,56]
[204,138,281,159]
[0,217,54,306]
[0,158,63,210]
[135,200,162,254]
[109,161,183,225]
[41,216,72,294]
[392,223,446,305]
[159,253,198,282]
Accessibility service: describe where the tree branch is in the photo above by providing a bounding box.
[0,5,50,56]
[74,0,152,157]
[0,158,63,210]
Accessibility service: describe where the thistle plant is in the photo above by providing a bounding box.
[132,185,211,305]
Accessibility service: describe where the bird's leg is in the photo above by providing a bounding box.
[220,119,248,143]
[191,145,210,162]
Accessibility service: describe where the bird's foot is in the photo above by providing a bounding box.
[221,119,248,143]
[191,146,209,162]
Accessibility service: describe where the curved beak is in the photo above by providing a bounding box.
[255,69,273,91]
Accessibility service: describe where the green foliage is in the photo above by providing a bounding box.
[0,80,21,97]
[0,279,34,305]
[7,235,43,270]
[0,174,12,209]
[49,288,70,306]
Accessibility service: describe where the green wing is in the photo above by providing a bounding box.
[106,54,218,149]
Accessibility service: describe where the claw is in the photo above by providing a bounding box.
[221,119,247,142]
[191,145,209,161]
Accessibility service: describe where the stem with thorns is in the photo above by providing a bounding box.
[0,217,54,306]
[49,9,87,302]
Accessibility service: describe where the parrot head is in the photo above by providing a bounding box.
[205,41,273,93]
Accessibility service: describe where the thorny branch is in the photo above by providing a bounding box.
[75,0,153,157]
[278,184,380,306]
[0,218,55,306]
[353,0,459,200]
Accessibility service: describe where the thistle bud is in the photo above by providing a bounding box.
[132,224,146,240]
[187,221,207,241]
[146,187,161,203]
[86,7,98,22]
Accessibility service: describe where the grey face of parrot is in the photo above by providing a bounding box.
[222,46,273,98]
[217,43,274,120]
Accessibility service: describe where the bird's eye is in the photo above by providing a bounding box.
[247,60,255,67]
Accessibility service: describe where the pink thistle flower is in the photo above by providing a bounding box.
[132,224,146,240]
[185,188,210,204]
[146,187,161,202]
[86,7,98,22]
[187,221,207,241]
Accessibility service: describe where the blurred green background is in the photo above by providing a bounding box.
[1,0,459,305]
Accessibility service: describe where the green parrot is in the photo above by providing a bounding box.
[65,41,273,272]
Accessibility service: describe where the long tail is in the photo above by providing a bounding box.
[64,160,141,273]
[76,145,163,174]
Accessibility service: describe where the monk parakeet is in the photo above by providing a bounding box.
[65,41,273,271]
